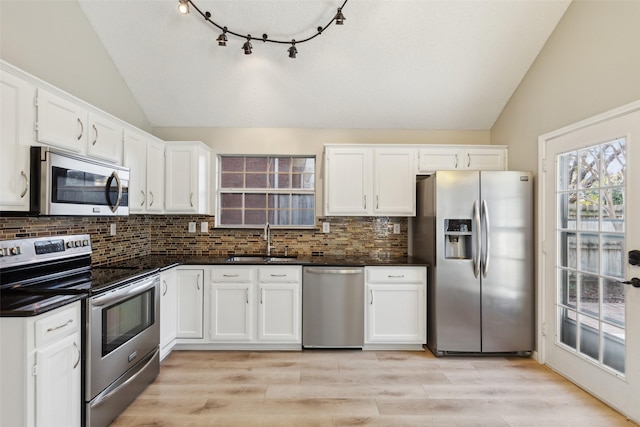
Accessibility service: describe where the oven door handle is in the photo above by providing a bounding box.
[91,278,157,307]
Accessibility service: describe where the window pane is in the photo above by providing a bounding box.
[245,194,266,209]
[578,190,599,230]
[246,173,268,188]
[221,173,244,188]
[221,157,245,172]
[220,209,242,224]
[244,209,266,225]
[559,232,576,269]
[601,139,625,187]
[246,157,268,172]
[603,323,625,373]
[221,193,242,208]
[558,269,576,308]
[601,234,624,278]
[579,233,599,274]
[268,195,290,208]
[578,312,599,361]
[292,194,314,209]
[601,188,624,232]
[578,273,599,317]
[558,192,577,230]
[579,147,600,190]
[558,151,577,191]
[269,210,290,225]
[603,278,625,327]
[559,307,576,350]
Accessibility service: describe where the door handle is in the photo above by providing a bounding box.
[621,278,640,288]
[629,250,640,266]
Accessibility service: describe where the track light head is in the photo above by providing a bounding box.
[242,36,253,55]
[178,0,190,15]
[288,40,297,59]
[335,8,345,25]
[217,27,228,46]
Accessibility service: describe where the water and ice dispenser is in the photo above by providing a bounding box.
[444,219,472,259]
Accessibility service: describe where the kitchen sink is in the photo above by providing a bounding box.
[226,255,299,263]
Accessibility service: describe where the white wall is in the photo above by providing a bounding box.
[491,0,640,172]
[0,0,151,132]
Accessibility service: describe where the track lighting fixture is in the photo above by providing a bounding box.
[178,0,189,15]
[288,40,297,59]
[178,0,348,59]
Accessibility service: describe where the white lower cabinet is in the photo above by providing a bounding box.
[160,267,178,360]
[364,266,426,350]
[176,268,204,339]
[207,265,301,349]
[0,302,81,427]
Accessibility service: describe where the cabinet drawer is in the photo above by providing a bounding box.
[366,267,425,284]
[35,303,80,347]
[211,267,254,283]
[258,266,301,283]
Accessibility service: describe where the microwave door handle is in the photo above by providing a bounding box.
[107,170,122,213]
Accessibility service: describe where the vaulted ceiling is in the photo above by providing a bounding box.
[78,0,571,130]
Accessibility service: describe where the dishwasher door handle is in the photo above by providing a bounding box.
[304,268,363,275]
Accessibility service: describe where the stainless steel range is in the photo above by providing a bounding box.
[0,235,160,427]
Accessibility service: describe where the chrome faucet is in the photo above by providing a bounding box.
[264,222,272,256]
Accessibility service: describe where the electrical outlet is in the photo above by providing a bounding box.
[188,222,196,233]
[110,223,116,236]
[322,222,330,233]
[201,222,209,233]
[393,223,401,234]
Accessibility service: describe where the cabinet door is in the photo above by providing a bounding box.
[35,333,81,427]
[417,147,465,173]
[87,113,123,164]
[165,144,196,213]
[465,147,506,170]
[257,283,301,343]
[146,138,165,213]
[160,268,177,358]
[209,283,253,341]
[374,149,415,215]
[36,88,87,154]
[365,284,425,344]
[176,269,204,339]
[0,72,33,211]
[324,147,371,215]
[123,130,148,213]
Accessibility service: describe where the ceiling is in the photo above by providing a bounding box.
[78,0,571,130]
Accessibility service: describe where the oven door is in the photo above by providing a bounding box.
[87,274,159,400]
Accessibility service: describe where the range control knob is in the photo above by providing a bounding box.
[9,247,20,255]
[82,239,89,247]
[66,241,74,249]
[75,240,82,247]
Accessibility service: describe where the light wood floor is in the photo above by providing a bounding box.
[111,350,637,426]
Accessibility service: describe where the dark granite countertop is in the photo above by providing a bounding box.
[95,254,428,270]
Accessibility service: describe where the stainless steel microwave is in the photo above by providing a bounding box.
[30,146,129,216]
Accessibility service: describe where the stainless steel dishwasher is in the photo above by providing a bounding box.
[302,266,364,348]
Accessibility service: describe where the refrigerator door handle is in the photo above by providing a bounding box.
[481,199,490,278]
[473,200,481,278]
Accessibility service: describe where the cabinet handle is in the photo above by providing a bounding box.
[149,191,154,207]
[223,274,240,277]
[73,341,81,369]
[260,288,264,304]
[270,274,287,277]
[140,190,145,207]
[467,153,471,168]
[77,118,84,141]
[196,274,201,290]
[92,124,98,145]
[387,275,405,278]
[190,192,194,207]
[162,280,168,296]
[370,289,373,305]
[363,195,367,209]
[376,195,379,209]
[20,171,29,198]
[246,289,249,304]
[47,319,72,332]
[454,153,458,169]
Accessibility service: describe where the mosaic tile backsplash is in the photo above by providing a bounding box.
[0,215,408,266]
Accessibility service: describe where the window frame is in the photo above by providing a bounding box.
[215,154,317,229]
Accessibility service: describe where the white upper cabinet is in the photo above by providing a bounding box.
[0,69,34,211]
[123,130,165,214]
[35,88,88,154]
[417,145,507,173]
[165,141,211,215]
[324,145,415,216]
[86,112,123,164]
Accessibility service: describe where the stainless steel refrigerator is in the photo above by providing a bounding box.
[412,171,534,355]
